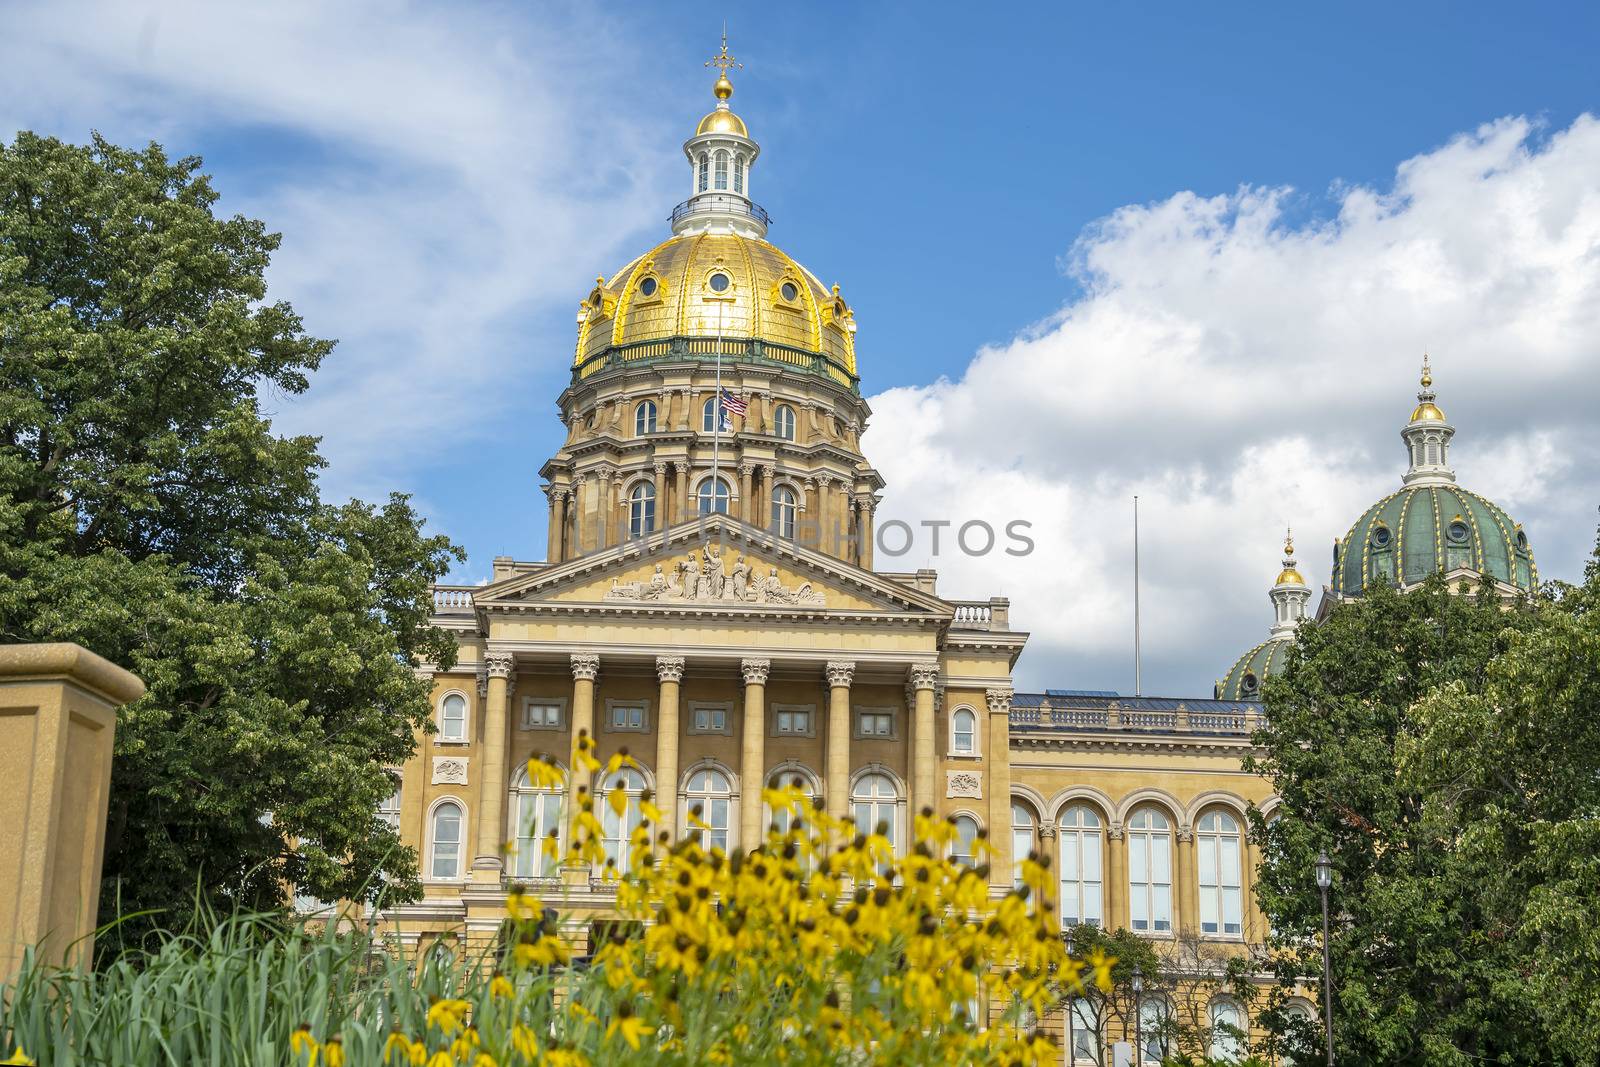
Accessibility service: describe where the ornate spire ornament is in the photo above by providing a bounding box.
[1402,354,1456,486]
[1269,527,1309,636]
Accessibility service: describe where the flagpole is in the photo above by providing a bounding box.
[712,301,724,518]
[1134,494,1142,697]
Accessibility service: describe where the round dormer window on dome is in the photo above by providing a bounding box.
[709,271,731,293]
[639,276,658,298]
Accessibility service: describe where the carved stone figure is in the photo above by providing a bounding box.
[730,554,751,601]
[432,756,469,785]
[602,546,825,606]
[946,770,982,800]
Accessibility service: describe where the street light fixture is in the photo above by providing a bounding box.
[1131,963,1144,1066]
[1315,851,1335,1066]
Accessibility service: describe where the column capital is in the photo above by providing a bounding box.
[1177,824,1195,843]
[824,660,855,688]
[1039,822,1058,841]
[741,658,771,686]
[738,462,753,477]
[570,651,600,681]
[758,462,775,477]
[655,655,685,684]
[484,651,515,679]
[908,661,940,691]
[653,460,668,476]
[984,687,1013,716]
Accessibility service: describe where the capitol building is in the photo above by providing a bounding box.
[378,51,1538,1063]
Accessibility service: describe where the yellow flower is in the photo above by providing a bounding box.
[0,1050,35,1066]
[511,1023,540,1059]
[473,1054,498,1067]
[383,1031,413,1062]
[324,1038,345,1067]
[289,1025,317,1061]
[605,1012,653,1051]
[511,933,570,969]
[489,974,515,999]
[1086,945,1118,992]
[425,997,470,1035]
[426,1053,453,1067]
[505,890,541,921]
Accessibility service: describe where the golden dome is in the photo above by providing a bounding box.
[696,108,748,137]
[1410,400,1446,423]
[574,233,857,382]
[1275,566,1307,586]
[1274,529,1305,585]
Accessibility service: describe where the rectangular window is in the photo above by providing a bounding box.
[776,709,810,734]
[856,710,894,738]
[609,704,647,731]
[520,700,564,731]
[688,703,732,735]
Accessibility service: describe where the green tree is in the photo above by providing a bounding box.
[0,132,463,937]
[1248,553,1600,1065]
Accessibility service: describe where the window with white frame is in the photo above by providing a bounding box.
[1208,998,1247,1061]
[509,764,564,878]
[1069,997,1098,1064]
[378,779,401,829]
[856,708,894,739]
[772,704,814,737]
[438,692,467,742]
[773,403,796,441]
[950,814,979,867]
[701,395,722,433]
[1057,804,1103,928]
[697,153,708,192]
[696,476,731,515]
[628,482,656,538]
[770,484,797,539]
[733,154,745,194]
[1011,802,1036,889]
[685,766,734,854]
[1139,997,1172,1065]
[1128,807,1174,933]
[600,767,645,874]
[689,702,731,735]
[607,701,648,732]
[1197,810,1244,936]
[714,150,729,190]
[951,706,977,755]
[766,769,815,834]
[634,399,657,435]
[429,801,464,879]
[852,773,899,859]
[520,698,563,731]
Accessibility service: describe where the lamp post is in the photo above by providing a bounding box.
[1131,963,1143,1066]
[1315,851,1335,1066]
[1064,932,1075,1065]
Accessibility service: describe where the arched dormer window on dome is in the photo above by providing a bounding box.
[714,150,729,191]
[697,153,709,193]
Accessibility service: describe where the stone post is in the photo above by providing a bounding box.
[654,656,684,843]
[908,662,939,822]
[652,462,668,535]
[1177,824,1198,936]
[824,661,855,822]
[471,651,514,882]
[569,652,600,805]
[1108,823,1128,930]
[985,688,1014,894]
[0,643,143,977]
[739,659,770,848]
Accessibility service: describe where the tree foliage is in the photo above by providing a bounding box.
[0,132,463,936]
[1248,543,1600,1065]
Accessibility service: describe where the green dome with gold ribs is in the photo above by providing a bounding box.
[1216,637,1290,701]
[1331,483,1536,597]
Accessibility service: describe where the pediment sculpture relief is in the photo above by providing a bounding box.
[605,541,825,606]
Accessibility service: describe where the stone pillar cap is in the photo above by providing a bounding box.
[0,642,146,704]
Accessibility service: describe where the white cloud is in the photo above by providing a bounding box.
[865,115,1600,694]
[0,0,678,495]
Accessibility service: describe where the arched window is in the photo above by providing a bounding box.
[950,814,979,867]
[1069,997,1099,1065]
[766,768,816,835]
[702,395,727,433]
[770,484,797,539]
[1011,802,1036,889]
[439,692,467,741]
[1058,804,1103,928]
[1138,997,1172,1065]
[600,767,646,874]
[685,767,733,854]
[628,482,656,538]
[951,707,977,755]
[1197,810,1244,936]
[1128,807,1173,933]
[1208,998,1247,1061]
[696,476,731,516]
[634,399,657,436]
[852,773,899,852]
[733,154,745,194]
[773,403,796,441]
[378,777,401,829]
[713,150,729,190]
[697,153,709,193]
[429,801,464,880]
[509,764,564,878]
[1426,439,1439,464]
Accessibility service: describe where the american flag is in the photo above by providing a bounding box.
[720,388,748,417]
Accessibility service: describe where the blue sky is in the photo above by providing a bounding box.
[5,1,1599,694]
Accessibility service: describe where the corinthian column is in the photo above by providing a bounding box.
[569,652,600,807]
[655,655,684,843]
[739,658,770,847]
[908,662,939,822]
[472,651,515,882]
[824,661,855,822]
[653,462,668,536]
[985,688,1014,894]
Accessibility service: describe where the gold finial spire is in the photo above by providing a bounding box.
[1283,527,1294,558]
[1420,353,1432,389]
[1410,353,1445,423]
[706,26,741,101]
[1275,526,1306,586]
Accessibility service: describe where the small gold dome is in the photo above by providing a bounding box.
[1410,400,1446,423]
[1275,566,1307,586]
[695,108,748,137]
[574,233,857,381]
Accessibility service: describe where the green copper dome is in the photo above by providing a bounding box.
[1215,637,1290,702]
[1330,483,1536,598]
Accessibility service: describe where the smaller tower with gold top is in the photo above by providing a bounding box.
[674,32,767,239]
[1401,355,1456,486]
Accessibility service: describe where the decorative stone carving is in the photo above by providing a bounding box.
[476,671,488,698]
[1108,822,1126,842]
[1177,824,1195,843]
[484,651,514,679]
[985,688,1014,716]
[655,655,685,684]
[824,661,856,688]
[908,662,939,692]
[946,770,982,800]
[740,658,771,686]
[432,756,468,785]
[570,652,600,681]
[604,540,826,607]
[1038,822,1058,841]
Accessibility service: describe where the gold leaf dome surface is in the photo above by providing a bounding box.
[574,233,857,378]
[696,108,748,137]
[1409,400,1446,423]
[1274,566,1306,586]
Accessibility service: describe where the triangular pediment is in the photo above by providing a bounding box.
[476,517,950,617]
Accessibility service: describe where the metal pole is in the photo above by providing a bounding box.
[711,301,724,517]
[1320,882,1335,1066]
[1133,495,1142,697]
